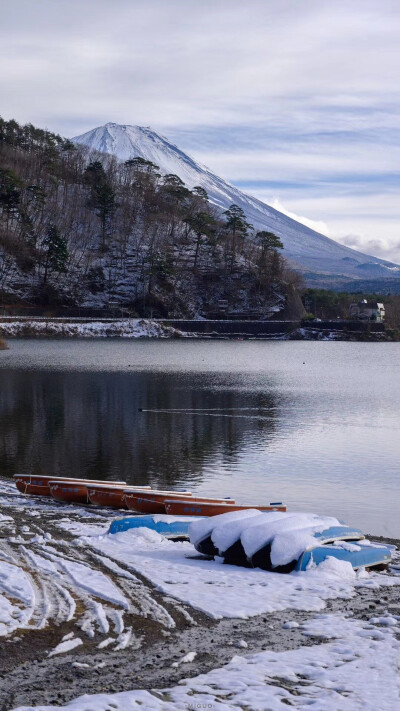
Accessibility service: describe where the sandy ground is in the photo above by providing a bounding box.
[0,479,399,710]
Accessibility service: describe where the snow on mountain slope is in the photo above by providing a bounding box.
[73,123,400,282]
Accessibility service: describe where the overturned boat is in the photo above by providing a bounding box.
[109,514,203,537]
[189,511,392,571]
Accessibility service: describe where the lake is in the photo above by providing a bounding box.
[0,339,399,537]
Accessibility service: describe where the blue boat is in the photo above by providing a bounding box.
[296,527,392,570]
[109,516,392,573]
[193,520,392,572]
[249,525,392,572]
[109,514,204,537]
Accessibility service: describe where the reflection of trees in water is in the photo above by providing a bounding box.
[0,371,277,488]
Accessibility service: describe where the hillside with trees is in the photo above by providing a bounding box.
[0,117,301,318]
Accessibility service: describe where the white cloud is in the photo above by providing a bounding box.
[1,0,398,260]
[1,0,399,133]
[192,144,400,182]
[269,199,331,238]
[247,192,400,262]
[338,234,400,263]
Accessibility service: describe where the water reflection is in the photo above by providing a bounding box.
[1,339,400,536]
[0,370,277,487]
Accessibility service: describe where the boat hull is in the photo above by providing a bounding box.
[165,501,285,517]
[249,526,367,572]
[297,543,392,571]
[193,519,392,572]
[14,474,84,496]
[49,482,91,504]
[109,515,204,537]
[87,485,150,509]
[14,476,57,496]
[124,491,193,514]
[13,474,125,497]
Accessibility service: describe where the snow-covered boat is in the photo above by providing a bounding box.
[87,483,151,508]
[189,512,392,572]
[248,525,391,573]
[296,536,392,571]
[165,500,285,517]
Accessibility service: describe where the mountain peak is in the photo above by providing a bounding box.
[72,123,400,284]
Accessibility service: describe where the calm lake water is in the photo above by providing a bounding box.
[0,339,399,537]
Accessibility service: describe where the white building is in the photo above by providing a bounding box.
[349,299,385,321]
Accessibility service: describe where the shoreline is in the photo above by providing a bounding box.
[0,317,396,341]
[0,477,399,709]
[0,319,187,340]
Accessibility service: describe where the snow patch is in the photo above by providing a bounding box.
[48,637,83,657]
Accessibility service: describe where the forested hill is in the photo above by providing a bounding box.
[0,117,301,318]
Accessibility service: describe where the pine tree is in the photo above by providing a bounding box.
[223,204,253,269]
[42,225,68,284]
[0,169,23,225]
[255,231,284,289]
[85,161,116,250]
[255,231,283,252]
[185,211,216,270]
[192,186,209,200]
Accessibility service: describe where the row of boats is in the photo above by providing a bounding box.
[13,474,392,572]
[13,474,286,516]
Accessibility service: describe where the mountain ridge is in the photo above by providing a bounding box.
[73,122,400,286]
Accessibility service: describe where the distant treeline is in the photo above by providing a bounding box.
[0,117,300,318]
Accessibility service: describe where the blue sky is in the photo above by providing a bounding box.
[1,0,399,261]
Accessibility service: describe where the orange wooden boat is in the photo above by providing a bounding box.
[13,474,120,497]
[124,490,194,515]
[162,496,236,516]
[87,483,151,509]
[165,500,286,516]
[49,479,126,505]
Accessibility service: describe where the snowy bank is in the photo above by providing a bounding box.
[0,319,188,339]
[81,526,399,620]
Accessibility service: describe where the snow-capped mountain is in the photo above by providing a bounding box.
[73,123,400,283]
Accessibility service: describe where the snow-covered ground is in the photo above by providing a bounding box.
[13,612,400,710]
[80,525,398,619]
[1,477,399,710]
[0,319,186,339]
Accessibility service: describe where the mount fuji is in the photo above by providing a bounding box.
[73,123,399,285]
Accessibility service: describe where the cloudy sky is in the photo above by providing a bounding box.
[1,0,399,260]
